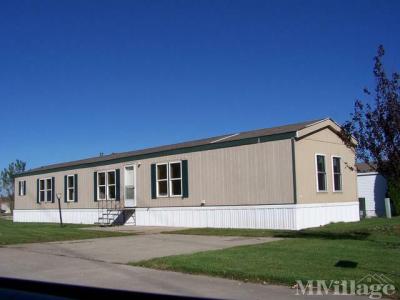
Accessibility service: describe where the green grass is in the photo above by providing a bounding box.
[0,218,133,245]
[132,217,400,292]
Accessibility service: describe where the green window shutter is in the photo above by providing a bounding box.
[151,164,156,199]
[18,181,21,196]
[94,172,98,202]
[64,175,67,203]
[74,174,78,202]
[36,179,40,203]
[23,181,26,195]
[115,169,120,201]
[182,160,189,198]
[51,177,55,203]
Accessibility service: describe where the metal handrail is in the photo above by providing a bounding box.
[97,198,125,226]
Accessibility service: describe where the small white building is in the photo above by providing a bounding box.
[356,163,387,217]
[0,197,11,213]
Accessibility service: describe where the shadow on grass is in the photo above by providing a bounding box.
[334,260,358,268]
[275,228,400,249]
[272,230,370,240]
[166,218,400,242]
[166,229,372,241]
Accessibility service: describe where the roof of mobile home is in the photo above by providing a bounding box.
[17,118,344,177]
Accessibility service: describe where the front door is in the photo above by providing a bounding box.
[124,165,136,207]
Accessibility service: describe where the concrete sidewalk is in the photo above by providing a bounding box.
[6,234,278,263]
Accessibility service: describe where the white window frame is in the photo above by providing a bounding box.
[39,179,45,202]
[97,170,116,201]
[169,161,183,197]
[107,170,116,200]
[315,154,327,192]
[19,180,26,196]
[66,175,75,202]
[156,161,183,198]
[45,178,53,202]
[156,163,169,198]
[97,171,107,201]
[39,177,53,202]
[331,155,343,192]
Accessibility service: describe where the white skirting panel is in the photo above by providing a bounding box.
[13,209,99,224]
[294,202,360,230]
[136,202,360,230]
[13,202,360,229]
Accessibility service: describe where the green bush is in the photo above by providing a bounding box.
[387,179,400,216]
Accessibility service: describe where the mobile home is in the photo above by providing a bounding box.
[14,118,359,230]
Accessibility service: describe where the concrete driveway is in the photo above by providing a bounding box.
[0,246,363,300]
[6,234,278,263]
[0,233,365,300]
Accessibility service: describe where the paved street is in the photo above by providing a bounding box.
[0,234,364,299]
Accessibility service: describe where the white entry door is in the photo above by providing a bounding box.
[124,165,136,207]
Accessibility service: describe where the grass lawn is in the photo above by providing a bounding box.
[132,217,400,293]
[0,218,133,245]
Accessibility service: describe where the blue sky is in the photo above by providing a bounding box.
[0,0,399,171]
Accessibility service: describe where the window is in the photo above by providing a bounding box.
[156,163,168,197]
[39,179,45,202]
[39,178,53,202]
[316,154,327,192]
[156,162,183,197]
[46,178,52,202]
[18,180,26,196]
[332,156,342,192]
[169,162,182,197]
[67,175,75,202]
[98,172,106,200]
[97,170,116,200]
[107,171,116,200]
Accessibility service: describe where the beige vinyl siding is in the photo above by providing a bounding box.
[14,138,295,210]
[294,127,357,204]
[138,139,294,207]
[15,169,103,210]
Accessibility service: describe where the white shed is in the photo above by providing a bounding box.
[356,163,387,217]
[0,197,11,214]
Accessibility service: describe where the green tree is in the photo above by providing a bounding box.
[0,160,26,211]
[341,45,400,215]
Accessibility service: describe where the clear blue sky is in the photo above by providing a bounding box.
[1,0,399,171]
